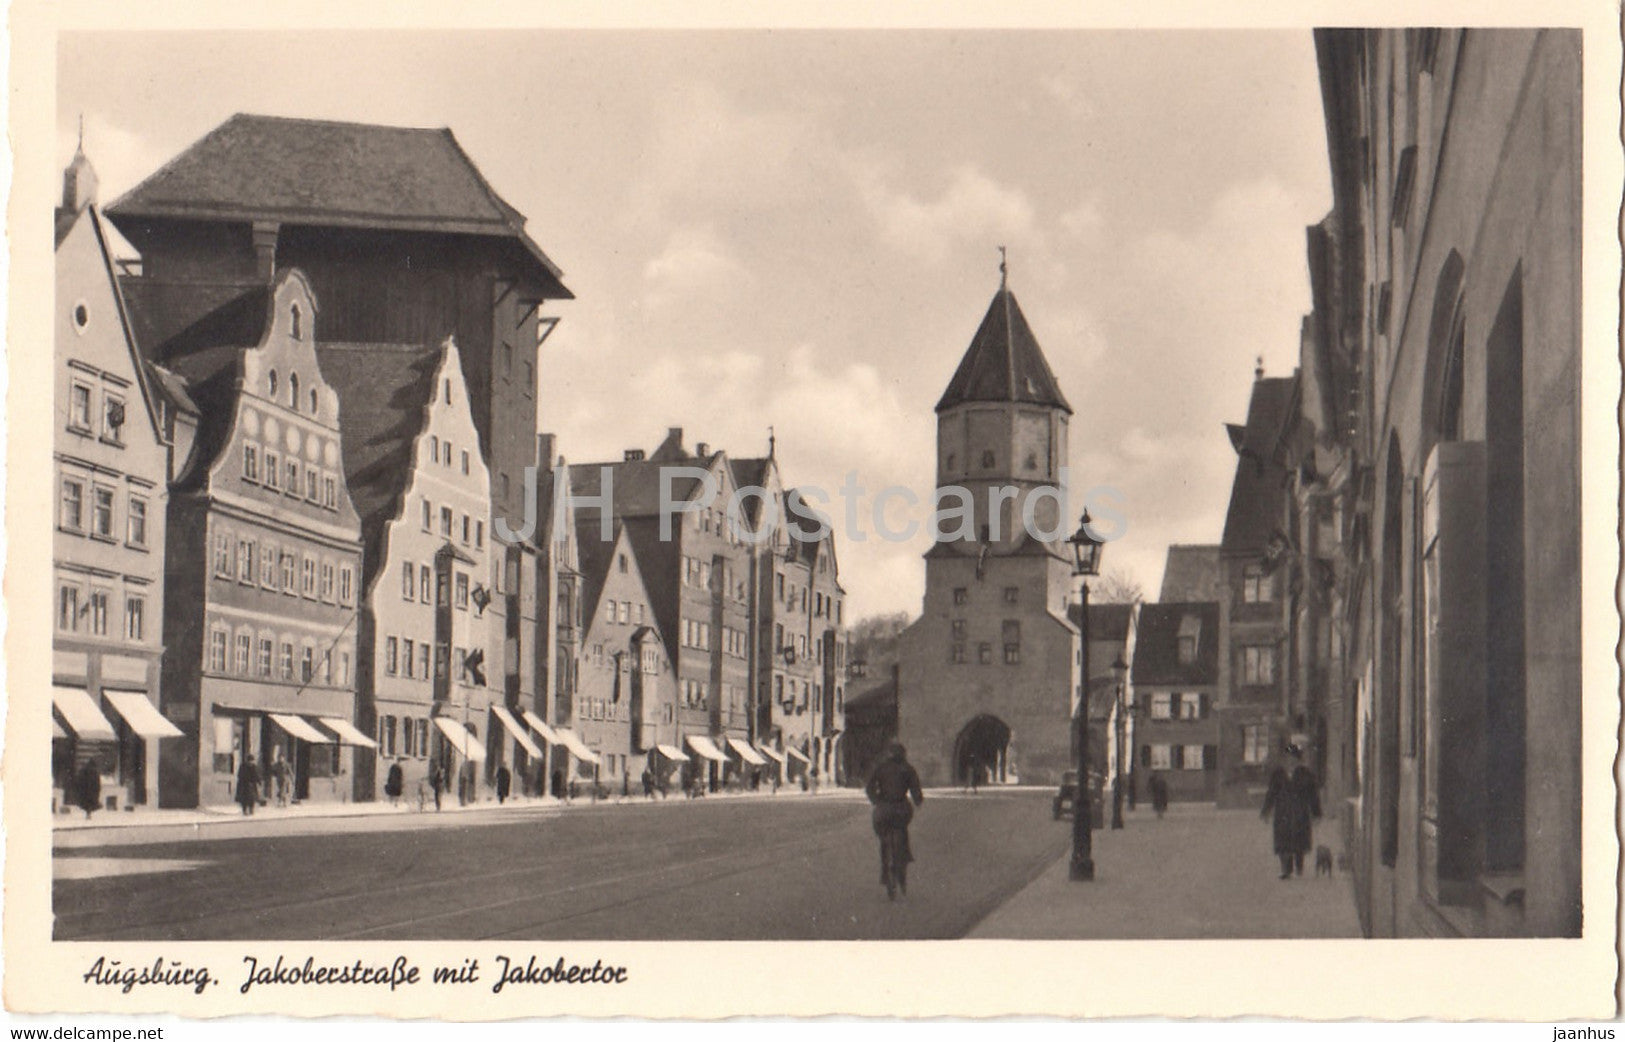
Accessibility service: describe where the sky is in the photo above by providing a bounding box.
[58,29,1332,623]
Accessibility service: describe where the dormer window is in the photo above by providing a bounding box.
[290,304,302,340]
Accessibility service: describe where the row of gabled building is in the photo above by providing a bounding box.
[52,113,846,814]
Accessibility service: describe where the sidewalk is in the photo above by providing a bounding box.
[970,803,1363,939]
[53,781,864,835]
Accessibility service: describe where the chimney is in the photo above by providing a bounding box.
[536,433,557,471]
[624,449,646,462]
[251,220,281,281]
[696,442,710,458]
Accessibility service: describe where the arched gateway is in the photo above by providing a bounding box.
[952,715,1012,786]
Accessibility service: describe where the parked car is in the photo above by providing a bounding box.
[1052,769,1106,826]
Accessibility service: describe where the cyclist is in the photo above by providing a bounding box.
[866,741,924,900]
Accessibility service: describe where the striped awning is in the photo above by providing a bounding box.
[319,716,378,748]
[685,734,729,763]
[103,690,183,739]
[785,746,811,765]
[491,705,543,758]
[654,743,689,762]
[269,713,332,744]
[521,710,561,745]
[754,744,786,765]
[52,687,116,742]
[551,728,600,765]
[433,716,486,763]
[727,737,767,766]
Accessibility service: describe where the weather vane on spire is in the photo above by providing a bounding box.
[998,246,1008,289]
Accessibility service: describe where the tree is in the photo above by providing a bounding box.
[1091,568,1145,604]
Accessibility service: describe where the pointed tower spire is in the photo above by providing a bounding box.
[998,245,1008,289]
[767,425,776,460]
[62,115,98,214]
[935,276,1072,414]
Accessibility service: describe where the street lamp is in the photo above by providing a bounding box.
[1067,510,1105,881]
[1110,652,1129,830]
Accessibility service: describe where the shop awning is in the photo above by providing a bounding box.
[727,737,767,766]
[685,734,729,763]
[654,743,689,762]
[785,746,811,765]
[53,718,67,739]
[269,713,332,744]
[521,710,561,745]
[491,705,543,758]
[433,716,486,763]
[52,686,116,742]
[552,728,600,765]
[103,690,183,739]
[754,744,786,765]
[319,716,378,748]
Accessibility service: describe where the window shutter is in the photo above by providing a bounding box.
[1199,693,1209,718]
[1203,744,1218,769]
[1140,745,1150,768]
[1172,745,1184,769]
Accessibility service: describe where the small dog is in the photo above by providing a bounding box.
[1314,845,1335,876]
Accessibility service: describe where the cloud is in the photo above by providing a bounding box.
[858,164,1037,266]
[641,225,750,312]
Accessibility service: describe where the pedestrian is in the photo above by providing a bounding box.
[429,760,445,812]
[865,742,924,900]
[457,760,474,805]
[642,767,656,799]
[1261,743,1322,879]
[968,756,980,794]
[1150,770,1169,818]
[622,771,631,801]
[496,763,511,804]
[235,755,260,816]
[552,769,565,802]
[75,759,101,820]
[271,752,291,807]
[384,759,405,806]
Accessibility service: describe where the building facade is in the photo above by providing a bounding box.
[898,281,1082,787]
[52,154,187,812]
[156,270,366,807]
[1130,603,1222,803]
[1313,28,1582,937]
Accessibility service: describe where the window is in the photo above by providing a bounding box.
[301,645,314,683]
[440,507,453,537]
[290,305,302,341]
[415,719,428,757]
[91,486,115,539]
[951,642,966,663]
[421,499,432,532]
[381,716,397,757]
[1177,635,1197,664]
[57,584,80,632]
[1241,645,1275,685]
[280,553,296,593]
[339,652,353,687]
[101,393,126,443]
[1242,724,1268,765]
[455,573,470,610]
[320,562,335,602]
[1003,643,1021,665]
[310,389,319,414]
[386,637,399,676]
[420,565,432,603]
[474,520,484,549]
[1178,693,1204,720]
[324,476,337,509]
[301,556,317,597]
[279,642,294,680]
[953,587,968,606]
[978,643,993,665]
[402,561,415,600]
[124,595,145,642]
[417,642,429,680]
[258,638,273,677]
[1150,693,1173,720]
[436,573,449,607]
[1149,744,1173,770]
[1003,586,1019,605]
[430,436,439,464]
[68,383,93,431]
[267,370,278,398]
[286,459,300,496]
[265,450,281,490]
[321,650,333,684]
[213,533,233,577]
[261,546,278,589]
[289,373,300,410]
[608,600,620,625]
[1242,565,1271,603]
[237,539,254,583]
[60,478,84,531]
[208,628,228,672]
[234,632,251,674]
[618,602,630,625]
[243,443,259,483]
[339,565,354,606]
[462,450,470,475]
[126,496,148,548]
[306,468,319,502]
[443,442,453,468]
[462,514,471,544]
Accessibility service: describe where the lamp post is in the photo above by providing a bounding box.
[1067,511,1105,881]
[1110,653,1129,829]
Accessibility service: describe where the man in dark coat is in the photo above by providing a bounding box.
[1149,771,1169,818]
[429,760,445,811]
[384,760,405,806]
[235,755,260,816]
[76,759,102,819]
[865,741,925,900]
[496,763,511,804]
[1261,744,1322,878]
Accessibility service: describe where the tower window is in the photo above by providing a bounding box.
[981,450,996,468]
[290,304,302,340]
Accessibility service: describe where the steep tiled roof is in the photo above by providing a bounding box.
[1131,602,1221,687]
[1160,544,1223,602]
[315,342,441,587]
[935,287,1071,414]
[1220,376,1295,554]
[107,113,570,297]
[568,458,710,519]
[160,343,244,490]
[1066,602,1134,642]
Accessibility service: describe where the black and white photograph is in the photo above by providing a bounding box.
[7,1,1620,1024]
